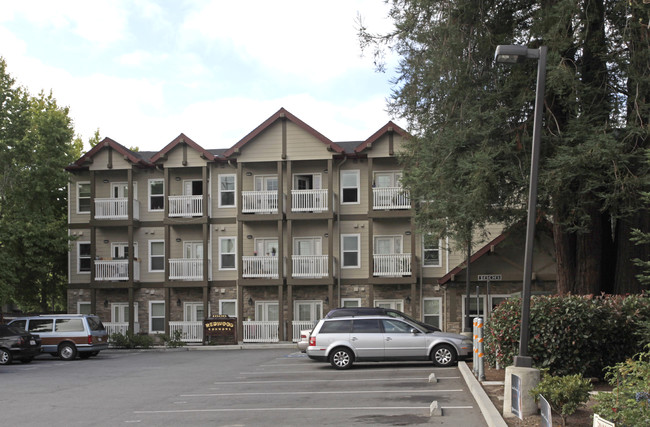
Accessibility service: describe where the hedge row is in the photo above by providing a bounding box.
[484,294,650,377]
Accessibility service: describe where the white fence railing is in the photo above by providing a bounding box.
[242,256,279,278]
[292,255,328,278]
[105,322,140,337]
[95,198,140,220]
[242,321,279,343]
[291,189,327,212]
[373,187,410,210]
[95,260,140,281]
[169,258,204,280]
[169,321,203,343]
[241,191,278,214]
[168,195,204,217]
[373,254,412,277]
[291,320,317,342]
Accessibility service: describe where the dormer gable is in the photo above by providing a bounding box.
[65,137,152,171]
[354,121,411,156]
[150,133,215,167]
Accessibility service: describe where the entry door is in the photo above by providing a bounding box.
[112,303,138,323]
[294,301,322,322]
[375,299,404,312]
[112,182,137,199]
[255,176,278,191]
[184,180,203,196]
[112,242,138,259]
[256,302,279,321]
[294,174,322,190]
[374,236,402,255]
[184,242,203,259]
[184,303,205,322]
[294,237,322,255]
[374,172,402,188]
[256,239,278,257]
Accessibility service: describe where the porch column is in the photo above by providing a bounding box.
[287,285,293,341]
[128,287,135,334]
[278,284,284,341]
[164,287,170,335]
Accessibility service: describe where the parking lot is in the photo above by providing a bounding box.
[1,348,487,426]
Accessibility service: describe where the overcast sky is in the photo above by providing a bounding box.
[0,1,402,152]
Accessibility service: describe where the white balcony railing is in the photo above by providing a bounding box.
[168,195,204,217]
[95,198,140,220]
[169,258,204,281]
[373,254,412,277]
[242,256,279,278]
[291,320,317,342]
[241,191,278,214]
[243,321,279,343]
[169,321,203,343]
[95,260,140,281]
[373,187,410,210]
[105,322,140,338]
[291,189,327,212]
[292,255,328,278]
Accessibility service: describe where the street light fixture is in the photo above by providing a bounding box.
[495,44,547,368]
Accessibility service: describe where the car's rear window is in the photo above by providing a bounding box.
[352,319,382,333]
[28,319,54,333]
[0,325,27,336]
[86,316,105,331]
[319,320,352,334]
[55,318,84,332]
[9,320,26,330]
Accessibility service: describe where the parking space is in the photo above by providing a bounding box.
[1,349,488,426]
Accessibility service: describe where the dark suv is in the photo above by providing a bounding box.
[325,307,441,332]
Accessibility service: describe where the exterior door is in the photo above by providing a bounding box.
[294,301,322,322]
[256,239,278,257]
[184,242,203,259]
[184,180,203,196]
[255,302,279,322]
[112,182,137,199]
[184,303,204,322]
[294,237,321,255]
[374,236,402,255]
[112,303,138,324]
[294,174,322,190]
[375,299,404,312]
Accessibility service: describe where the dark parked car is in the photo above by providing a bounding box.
[0,324,42,365]
[325,307,442,332]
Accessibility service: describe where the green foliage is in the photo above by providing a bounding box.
[161,330,186,348]
[485,294,650,377]
[109,331,154,349]
[593,346,650,426]
[531,373,593,427]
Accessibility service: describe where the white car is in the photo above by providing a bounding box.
[297,329,311,352]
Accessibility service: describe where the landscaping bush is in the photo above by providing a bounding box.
[530,373,593,427]
[161,330,186,348]
[109,331,154,349]
[593,345,650,426]
[485,294,650,377]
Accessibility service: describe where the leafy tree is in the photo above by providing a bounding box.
[359,0,650,294]
[0,57,77,311]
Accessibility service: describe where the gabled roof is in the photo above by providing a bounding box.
[354,121,411,153]
[65,137,152,171]
[222,107,345,158]
[437,233,509,285]
[149,133,216,163]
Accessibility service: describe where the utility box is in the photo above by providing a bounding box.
[203,316,237,345]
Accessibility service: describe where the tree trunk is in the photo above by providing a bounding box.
[574,207,602,294]
[553,211,576,294]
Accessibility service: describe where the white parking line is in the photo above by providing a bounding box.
[183,390,463,397]
[214,377,429,385]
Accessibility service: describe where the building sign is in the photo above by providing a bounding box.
[511,374,522,420]
[539,394,552,427]
[478,274,502,281]
[203,315,237,345]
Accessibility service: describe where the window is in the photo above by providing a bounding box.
[149,301,165,333]
[382,319,412,333]
[294,301,322,322]
[112,303,138,323]
[374,171,402,188]
[55,319,84,332]
[78,242,91,273]
[77,182,91,214]
[319,320,352,334]
[112,182,137,199]
[149,179,164,211]
[28,319,54,333]
[341,234,360,268]
[462,295,486,330]
[423,235,441,267]
[341,298,360,308]
[351,319,381,333]
[220,300,237,317]
[255,301,279,321]
[255,175,278,191]
[375,236,402,254]
[149,240,164,272]
[375,299,404,312]
[423,298,442,329]
[219,174,236,207]
[340,170,359,204]
[78,302,91,315]
[219,237,236,270]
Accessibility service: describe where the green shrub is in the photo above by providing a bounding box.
[109,331,154,349]
[593,345,650,426]
[530,374,593,427]
[161,330,186,348]
[485,294,650,377]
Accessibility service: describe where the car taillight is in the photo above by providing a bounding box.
[309,336,316,346]
[88,335,93,344]
[18,337,25,345]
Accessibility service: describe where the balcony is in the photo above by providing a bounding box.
[242,256,279,278]
[169,258,204,281]
[95,259,140,281]
[105,322,140,337]
[291,189,327,212]
[373,254,412,277]
[373,187,410,210]
[94,198,140,220]
[292,255,328,278]
[168,195,205,217]
[169,321,203,343]
[243,321,279,343]
[241,191,278,214]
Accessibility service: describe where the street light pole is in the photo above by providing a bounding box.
[495,45,547,368]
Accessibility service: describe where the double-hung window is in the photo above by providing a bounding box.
[340,170,359,204]
[149,240,164,272]
[423,235,441,267]
[423,298,442,329]
[341,234,360,268]
[149,301,165,333]
[219,237,236,270]
[219,174,236,207]
[78,242,91,273]
[77,182,91,214]
[149,179,164,211]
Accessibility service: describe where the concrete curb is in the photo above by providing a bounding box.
[458,361,508,427]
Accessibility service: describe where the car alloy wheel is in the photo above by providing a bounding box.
[432,344,456,367]
[330,348,353,370]
[0,348,12,365]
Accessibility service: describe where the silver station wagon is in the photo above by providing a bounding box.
[306,315,472,369]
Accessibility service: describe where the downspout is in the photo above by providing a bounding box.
[335,155,348,306]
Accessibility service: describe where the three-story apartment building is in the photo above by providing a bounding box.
[66,108,556,343]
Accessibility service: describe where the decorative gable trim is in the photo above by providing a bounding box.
[150,133,215,163]
[354,121,411,153]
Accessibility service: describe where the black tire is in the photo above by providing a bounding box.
[0,348,12,365]
[431,344,457,367]
[79,352,92,359]
[58,343,77,361]
[329,347,354,370]
[20,357,33,364]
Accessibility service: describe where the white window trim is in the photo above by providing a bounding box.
[148,178,164,212]
[77,241,91,274]
[340,170,360,204]
[423,297,443,329]
[373,170,403,187]
[341,234,361,268]
[489,294,512,312]
[462,295,487,330]
[149,300,165,334]
[423,236,442,267]
[149,240,165,272]
[77,182,91,214]
[111,181,138,200]
[218,174,236,208]
[111,302,139,323]
[293,300,323,321]
[374,299,404,312]
[77,301,91,315]
[341,298,361,308]
[219,236,237,270]
[219,299,237,317]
